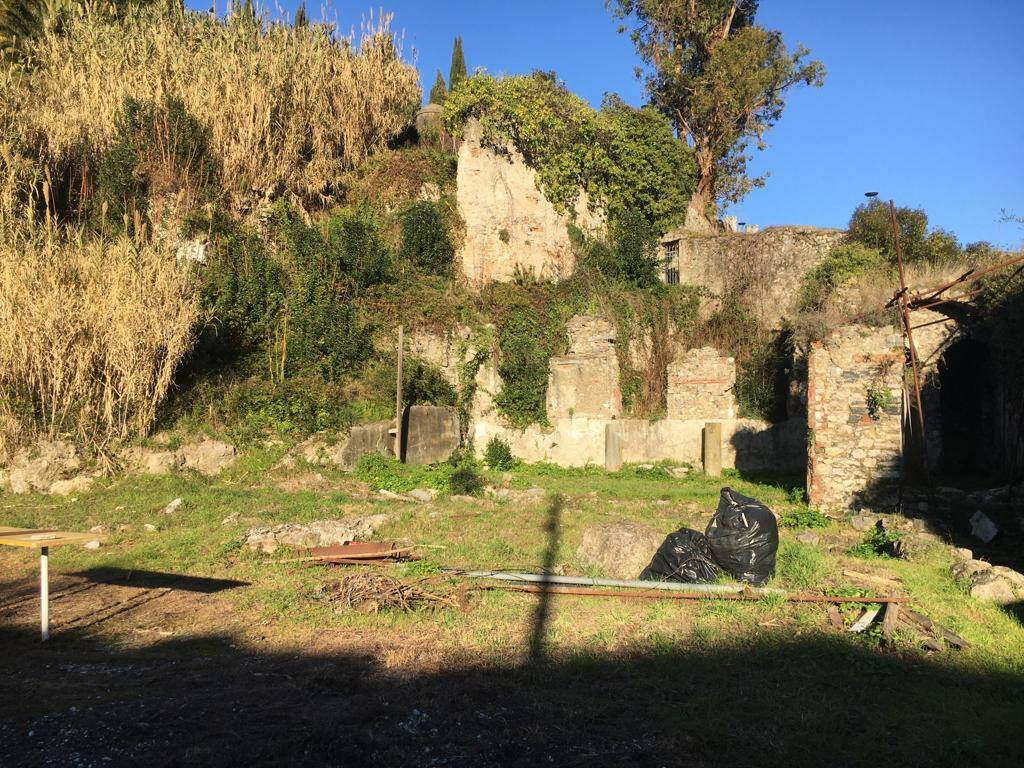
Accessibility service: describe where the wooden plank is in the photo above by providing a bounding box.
[0,527,102,549]
[827,604,844,629]
[881,603,901,643]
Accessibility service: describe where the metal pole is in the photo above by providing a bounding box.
[395,325,404,462]
[40,546,49,641]
[889,200,931,487]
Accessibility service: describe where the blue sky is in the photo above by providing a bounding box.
[198,1,1023,247]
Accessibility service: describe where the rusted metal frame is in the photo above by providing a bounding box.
[912,268,976,305]
[910,288,985,312]
[890,200,931,489]
[906,252,1024,304]
[481,584,910,605]
[909,316,956,332]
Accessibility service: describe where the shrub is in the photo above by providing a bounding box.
[172,375,364,444]
[798,243,888,312]
[0,224,198,448]
[484,436,517,470]
[398,200,454,276]
[326,208,395,290]
[93,95,219,235]
[847,199,966,267]
[608,209,661,286]
[493,301,554,427]
[4,4,421,212]
[448,449,484,496]
[191,213,286,372]
[778,506,829,529]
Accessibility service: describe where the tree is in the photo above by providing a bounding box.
[293,2,307,27]
[607,0,825,220]
[428,69,447,105]
[448,35,467,92]
[848,199,964,266]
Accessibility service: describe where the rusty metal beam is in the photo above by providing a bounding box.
[481,584,910,605]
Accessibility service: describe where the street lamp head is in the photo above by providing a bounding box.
[864,191,879,198]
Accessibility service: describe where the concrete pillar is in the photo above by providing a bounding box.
[604,423,622,471]
[703,423,722,477]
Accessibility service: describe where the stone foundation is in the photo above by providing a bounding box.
[474,416,805,473]
[807,324,905,510]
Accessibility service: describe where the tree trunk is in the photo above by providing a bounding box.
[684,189,716,233]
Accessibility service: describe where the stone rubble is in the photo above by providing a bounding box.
[576,522,665,580]
[243,515,392,555]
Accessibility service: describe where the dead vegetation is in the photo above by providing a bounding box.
[0,222,198,456]
[1,5,420,212]
[316,571,459,613]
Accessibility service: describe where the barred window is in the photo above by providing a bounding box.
[662,240,679,285]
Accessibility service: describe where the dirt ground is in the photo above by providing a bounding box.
[2,550,1023,768]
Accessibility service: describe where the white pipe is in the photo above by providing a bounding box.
[40,546,49,641]
[450,570,784,596]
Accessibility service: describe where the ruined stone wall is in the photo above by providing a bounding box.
[661,226,845,327]
[546,316,621,420]
[807,325,905,510]
[666,347,736,420]
[456,120,604,285]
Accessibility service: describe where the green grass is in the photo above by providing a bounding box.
[0,454,1021,671]
[2,453,1023,767]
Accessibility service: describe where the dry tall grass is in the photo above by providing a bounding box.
[2,5,420,211]
[0,221,198,455]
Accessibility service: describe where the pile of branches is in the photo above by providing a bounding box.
[316,571,458,614]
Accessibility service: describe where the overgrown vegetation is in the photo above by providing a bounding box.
[2,3,420,215]
[444,71,695,234]
[0,224,197,453]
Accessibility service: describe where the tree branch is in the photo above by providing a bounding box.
[720,1,737,40]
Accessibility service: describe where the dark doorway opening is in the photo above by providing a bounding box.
[937,338,994,484]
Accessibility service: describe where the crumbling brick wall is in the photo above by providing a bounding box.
[807,325,905,510]
[546,316,621,419]
[666,347,736,420]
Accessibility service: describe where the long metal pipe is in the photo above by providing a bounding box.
[451,569,784,595]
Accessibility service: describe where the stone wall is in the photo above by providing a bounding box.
[661,226,845,327]
[473,416,805,473]
[546,316,621,420]
[666,347,736,420]
[807,324,905,510]
[456,120,603,285]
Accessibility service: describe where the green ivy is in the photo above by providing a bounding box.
[444,72,695,234]
[398,200,455,276]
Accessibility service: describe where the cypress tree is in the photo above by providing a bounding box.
[428,70,447,105]
[448,36,467,92]
[294,2,308,27]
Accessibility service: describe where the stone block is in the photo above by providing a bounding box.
[403,406,459,465]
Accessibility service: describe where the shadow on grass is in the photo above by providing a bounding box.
[72,567,248,593]
[0,618,1021,767]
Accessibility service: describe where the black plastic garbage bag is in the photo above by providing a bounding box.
[640,528,721,583]
[705,487,779,586]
